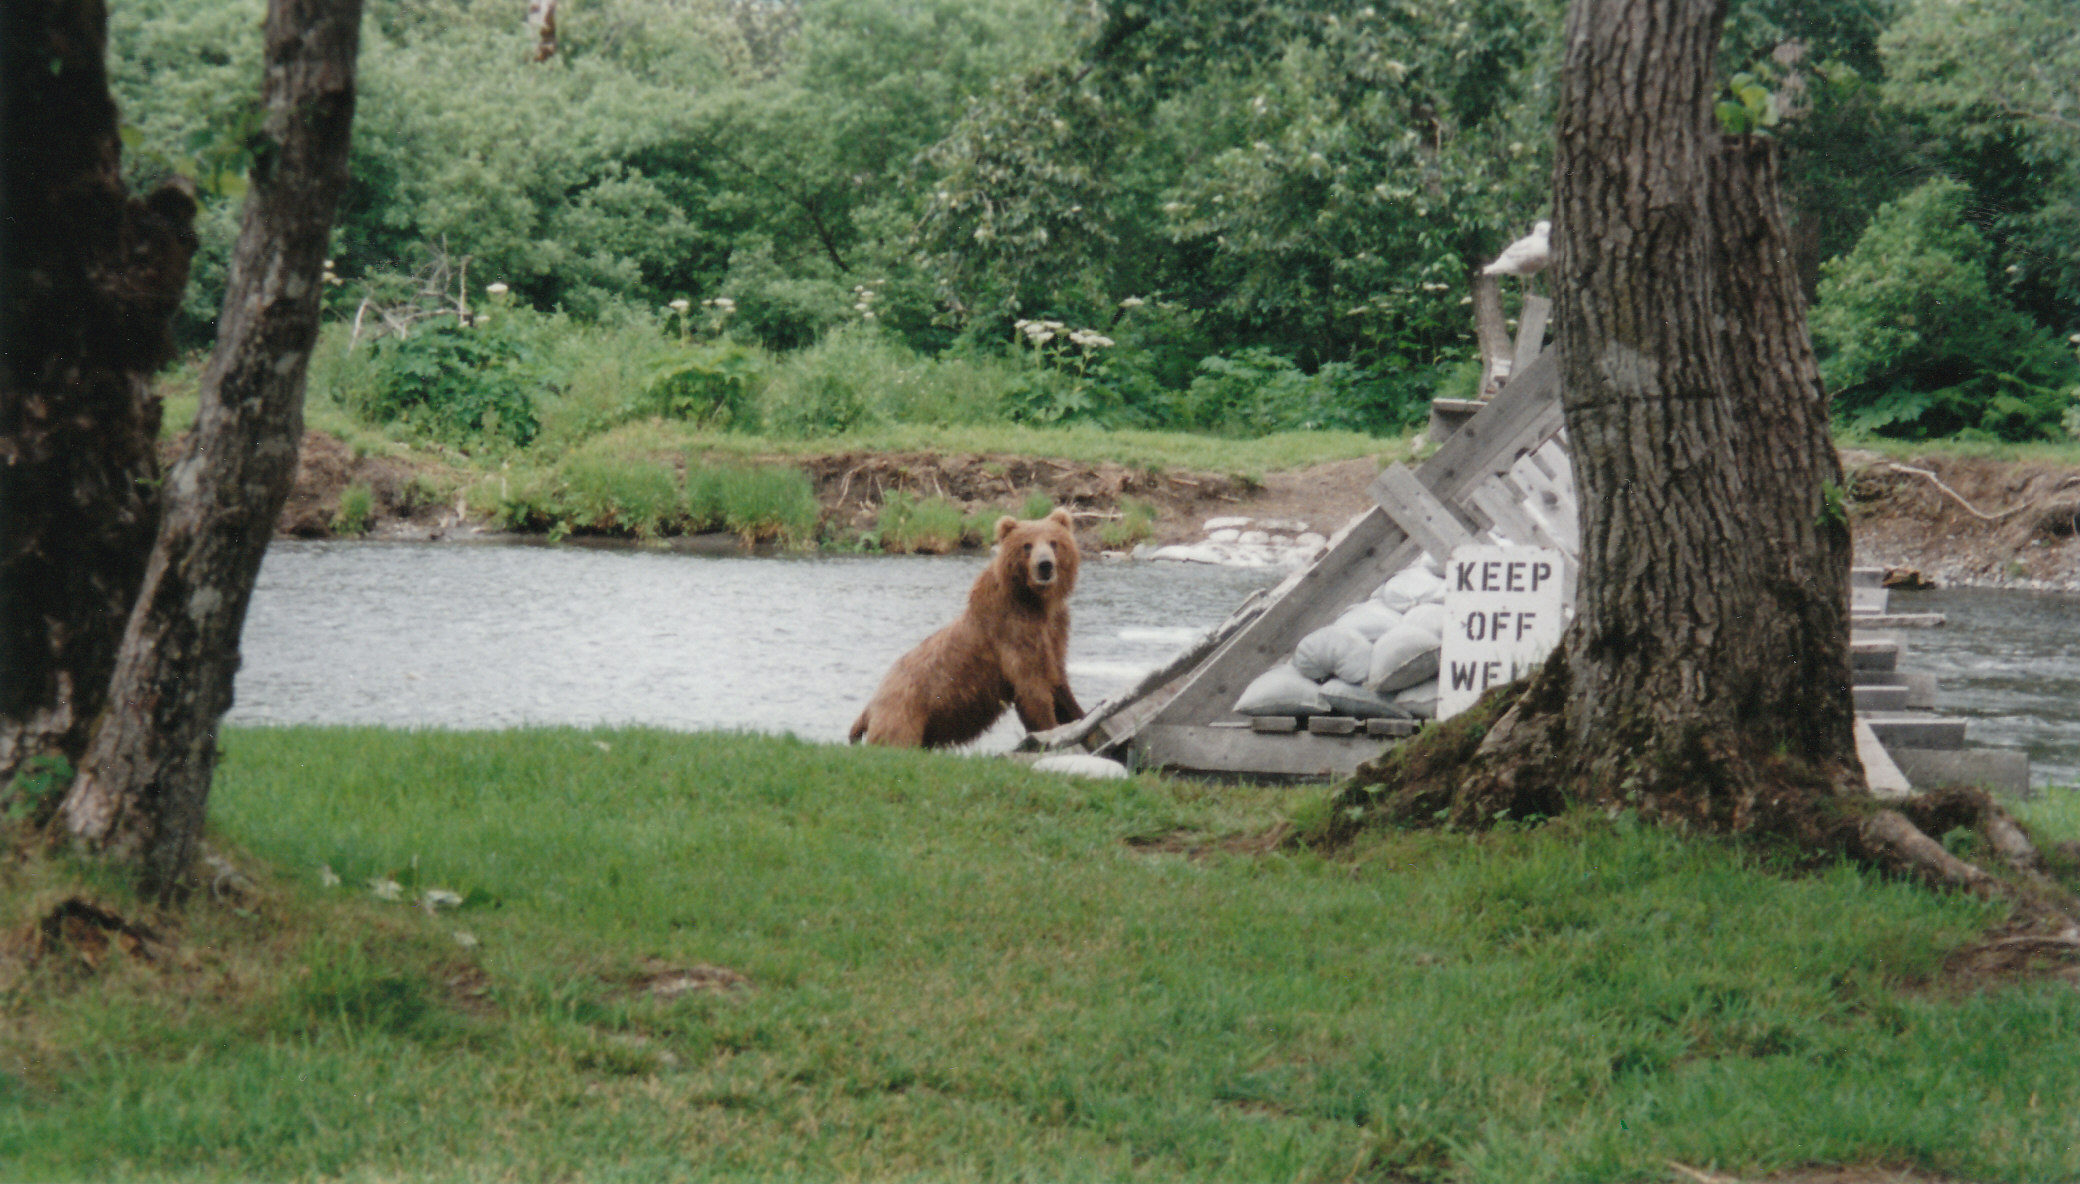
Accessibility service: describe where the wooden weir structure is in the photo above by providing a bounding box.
[1033,296,2030,794]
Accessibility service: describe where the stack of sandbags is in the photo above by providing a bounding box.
[1233,557,1450,721]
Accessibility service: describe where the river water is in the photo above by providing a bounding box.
[228,542,2080,786]
[229,540,1284,753]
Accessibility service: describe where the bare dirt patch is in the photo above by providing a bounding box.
[274,431,459,539]
[1846,450,2080,591]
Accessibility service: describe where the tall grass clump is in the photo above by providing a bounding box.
[558,452,682,538]
[872,491,970,553]
[685,459,820,545]
[757,325,1015,438]
[1098,496,1157,549]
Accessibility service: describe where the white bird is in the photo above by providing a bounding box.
[1482,220,1551,277]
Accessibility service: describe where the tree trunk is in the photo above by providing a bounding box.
[1336,0,1862,837]
[60,0,363,899]
[1542,0,1862,829]
[0,0,197,799]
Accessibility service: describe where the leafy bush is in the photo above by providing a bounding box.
[356,319,544,447]
[1813,178,2080,441]
[1171,350,1435,437]
[637,340,764,427]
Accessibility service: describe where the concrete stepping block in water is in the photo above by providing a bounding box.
[1852,685,1911,712]
[1850,639,1901,672]
[1890,748,2032,796]
[1852,670,1939,708]
[1850,567,1887,589]
[1861,713,1967,751]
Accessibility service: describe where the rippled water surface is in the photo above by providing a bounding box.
[231,544,2080,782]
[231,541,1283,751]
[1887,587,2080,787]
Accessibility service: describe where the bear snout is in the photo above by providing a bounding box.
[1030,543,1057,585]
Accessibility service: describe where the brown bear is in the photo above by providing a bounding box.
[850,508,1085,748]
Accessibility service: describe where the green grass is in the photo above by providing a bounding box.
[873,491,973,554]
[7,728,2080,1182]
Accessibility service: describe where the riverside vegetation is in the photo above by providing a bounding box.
[6,727,2080,1182]
[121,0,2079,551]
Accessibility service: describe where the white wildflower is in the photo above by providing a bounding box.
[668,298,691,312]
[453,930,480,949]
[1421,282,1451,292]
[1348,307,1369,316]
[369,877,404,901]
[422,888,464,912]
[1119,296,1145,309]
[487,282,510,296]
[713,296,735,310]
[317,864,342,888]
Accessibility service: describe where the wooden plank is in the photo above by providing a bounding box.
[1143,348,1563,733]
[1133,724,1393,781]
[1466,482,1558,551]
[1532,439,1576,503]
[1369,463,1478,561]
[1510,294,1550,380]
[1506,456,1580,554]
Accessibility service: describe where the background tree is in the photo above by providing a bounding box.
[0,0,199,805]
[1331,0,2062,896]
[56,0,364,900]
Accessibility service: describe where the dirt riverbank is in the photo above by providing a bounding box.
[276,430,2080,592]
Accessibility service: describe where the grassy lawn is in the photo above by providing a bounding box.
[5,728,2078,1182]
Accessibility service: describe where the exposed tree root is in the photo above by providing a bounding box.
[1319,678,2080,925]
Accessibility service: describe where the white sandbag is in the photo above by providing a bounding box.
[1401,602,1447,635]
[1336,601,1405,642]
[1030,753,1131,780]
[1367,621,1441,694]
[1292,625,1372,684]
[1393,678,1440,719]
[1233,663,1331,716]
[1372,566,1445,611]
[1320,679,1411,720]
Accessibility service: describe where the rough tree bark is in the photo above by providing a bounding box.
[59,0,363,899]
[0,0,198,799]
[1332,0,2067,908]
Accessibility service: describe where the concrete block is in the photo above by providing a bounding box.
[1851,639,1901,672]
[1852,685,1910,712]
[1862,713,1967,751]
[1250,716,1300,733]
[1891,748,2032,796]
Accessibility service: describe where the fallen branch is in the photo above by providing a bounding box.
[1886,463,2080,523]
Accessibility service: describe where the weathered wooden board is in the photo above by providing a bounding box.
[1370,463,1478,560]
[1135,724,1393,780]
[1137,347,1564,735]
[1510,295,1551,380]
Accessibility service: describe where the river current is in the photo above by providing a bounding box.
[228,541,2080,786]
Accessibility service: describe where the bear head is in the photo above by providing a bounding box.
[994,508,1080,600]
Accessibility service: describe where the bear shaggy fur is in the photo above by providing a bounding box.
[850,508,1086,748]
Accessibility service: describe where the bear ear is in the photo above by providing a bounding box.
[1047,507,1072,529]
[994,515,1019,542]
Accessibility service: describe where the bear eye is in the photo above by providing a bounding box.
[1022,543,1032,552]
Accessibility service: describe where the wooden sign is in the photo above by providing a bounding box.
[1438,545,1566,720]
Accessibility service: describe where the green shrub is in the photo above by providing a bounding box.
[355,319,544,447]
[757,326,885,437]
[686,461,821,546]
[1173,349,1436,437]
[874,491,971,554]
[1018,491,1056,520]
[637,340,764,427]
[334,483,375,537]
[1813,178,2080,441]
